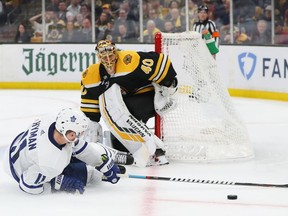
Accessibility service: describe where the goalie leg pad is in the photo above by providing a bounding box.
[132,145,150,167]
[99,84,161,166]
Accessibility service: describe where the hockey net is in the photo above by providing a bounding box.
[155,31,254,162]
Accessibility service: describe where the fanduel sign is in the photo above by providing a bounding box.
[238,52,288,80]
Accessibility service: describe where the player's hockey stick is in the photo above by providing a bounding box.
[118,173,288,188]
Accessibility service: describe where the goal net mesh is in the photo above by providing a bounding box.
[155,31,254,162]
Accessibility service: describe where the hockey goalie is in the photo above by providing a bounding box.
[81,40,178,167]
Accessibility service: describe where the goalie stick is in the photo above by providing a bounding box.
[118,173,288,188]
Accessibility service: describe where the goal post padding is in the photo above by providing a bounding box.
[154,31,254,162]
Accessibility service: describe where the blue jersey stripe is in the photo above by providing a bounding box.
[73,141,88,155]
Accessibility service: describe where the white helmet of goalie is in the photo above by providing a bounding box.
[95,40,118,72]
[55,108,89,142]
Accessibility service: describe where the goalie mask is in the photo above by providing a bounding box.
[55,108,89,143]
[95,40,118,72]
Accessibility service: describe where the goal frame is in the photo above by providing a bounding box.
[153,31,254,162]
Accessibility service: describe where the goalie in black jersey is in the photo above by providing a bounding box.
[81,40,178,167]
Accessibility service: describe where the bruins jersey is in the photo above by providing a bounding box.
[81,50,177,122]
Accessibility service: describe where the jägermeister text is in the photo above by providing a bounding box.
[22,48,97,75]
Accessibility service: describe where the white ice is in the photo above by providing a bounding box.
[0,90,288,216]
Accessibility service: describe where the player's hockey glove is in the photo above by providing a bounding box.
[153,78,178,116]
[97,153,120,184]
[50,175,85,194]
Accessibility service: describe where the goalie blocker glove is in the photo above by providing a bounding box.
[50,175,85,194]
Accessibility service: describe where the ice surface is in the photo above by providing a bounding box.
[0,90,288,216]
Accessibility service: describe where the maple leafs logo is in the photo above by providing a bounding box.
[70,115,77,122]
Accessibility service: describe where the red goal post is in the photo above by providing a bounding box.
[154,32,162,139]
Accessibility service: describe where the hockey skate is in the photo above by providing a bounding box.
[114,151,134,165]
[146,149,169,167]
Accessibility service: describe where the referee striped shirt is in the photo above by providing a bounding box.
[192,19,219,48]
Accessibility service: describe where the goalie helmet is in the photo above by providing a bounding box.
[95,40,118,71]
[55,108,89,142]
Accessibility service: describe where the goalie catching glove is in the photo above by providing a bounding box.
[153,78,178,116]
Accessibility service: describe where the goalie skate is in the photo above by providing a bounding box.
[146,149,169,167]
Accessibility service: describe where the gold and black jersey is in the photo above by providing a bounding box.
[81,50,177,122]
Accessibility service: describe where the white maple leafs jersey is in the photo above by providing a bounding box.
[7,115,106,195]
